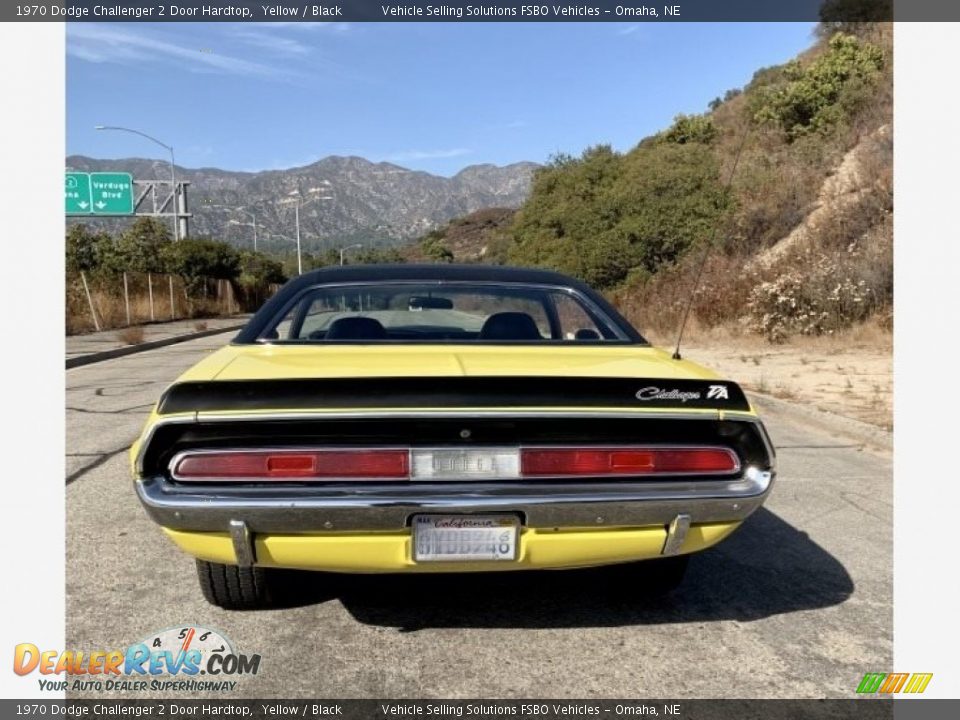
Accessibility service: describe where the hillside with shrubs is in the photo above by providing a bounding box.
[419,23,893,343]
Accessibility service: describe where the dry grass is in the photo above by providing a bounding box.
[657,317,892,429]
[66,273,238,335]
[115,326,145,345]
[644,313,892,354]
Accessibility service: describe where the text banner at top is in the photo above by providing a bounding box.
[9,1,948,24]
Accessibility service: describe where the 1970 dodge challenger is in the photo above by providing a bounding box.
[131,264,775,609]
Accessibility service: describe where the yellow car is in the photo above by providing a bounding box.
[132,264,775,609]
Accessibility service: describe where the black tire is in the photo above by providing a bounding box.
[195,559,273,610]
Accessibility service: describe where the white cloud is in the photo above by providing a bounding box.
[67,24,290,78]
[385,148,473,162]
[617,25,642,36]
[227,28,312,56]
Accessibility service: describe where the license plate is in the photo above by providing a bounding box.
[412,514,519,562]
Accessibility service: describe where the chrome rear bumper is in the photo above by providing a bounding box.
[135,468,774,534]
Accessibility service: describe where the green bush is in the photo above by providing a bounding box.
[238,251,286,289]
[509,142,726,288]
[109,218,173,274]
[661,114,718,145]
[420,230,454,263]
[754,33,884,140]
[162,238,240,295]
[65,224,112,274]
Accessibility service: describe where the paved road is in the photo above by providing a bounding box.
[66,335,891,698]
[66,316,247,362]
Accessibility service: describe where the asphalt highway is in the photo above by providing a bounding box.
[65,334,892,698]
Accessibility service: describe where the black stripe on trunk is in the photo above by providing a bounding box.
[157,377,750,414]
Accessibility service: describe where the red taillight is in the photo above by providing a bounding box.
[172,446,738,482]
[174,450,409,481]
[520,448,738,476]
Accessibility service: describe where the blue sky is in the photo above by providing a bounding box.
[67,22,816,176]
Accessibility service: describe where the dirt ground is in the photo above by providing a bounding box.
[648,324,893,430]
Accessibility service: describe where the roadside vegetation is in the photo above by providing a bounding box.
[65,218,286,334]
[415,23,893,347]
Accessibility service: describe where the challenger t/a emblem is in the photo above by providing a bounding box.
[707,384,729,400]
[635,386,701,403]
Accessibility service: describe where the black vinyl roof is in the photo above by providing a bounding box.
[293,263,596,287]
[234,263,645,343]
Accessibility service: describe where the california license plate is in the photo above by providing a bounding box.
[412,514,519,562]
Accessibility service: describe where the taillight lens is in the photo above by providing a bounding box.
[171,446,738,482]
[521,448,738,476]
[173,450,409,481]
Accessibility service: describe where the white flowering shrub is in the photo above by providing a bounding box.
[747,247,878,342]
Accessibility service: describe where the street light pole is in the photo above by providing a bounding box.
[203,202,257,250]
[295,203,302,276]
[95,125,179,242]
[339,243,363,266]
[260,231,301,276]
[281,191,333,276]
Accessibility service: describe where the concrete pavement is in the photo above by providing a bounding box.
[66,316,248,364]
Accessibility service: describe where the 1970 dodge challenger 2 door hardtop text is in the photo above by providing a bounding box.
[131,264,775,608]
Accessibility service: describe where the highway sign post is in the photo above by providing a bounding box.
[65,172,92,214]
[65,171,190,234]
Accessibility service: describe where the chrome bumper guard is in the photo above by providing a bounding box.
[136,467,774,535]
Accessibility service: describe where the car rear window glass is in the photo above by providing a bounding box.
[262,282,627,343]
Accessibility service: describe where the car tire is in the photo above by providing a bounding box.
[196,559,273,610]
[641,554,690,595]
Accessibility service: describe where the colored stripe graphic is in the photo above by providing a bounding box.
[857,672,932,694]
[879,673,908,693]
[902,673,933,694]
[857,673,886,693]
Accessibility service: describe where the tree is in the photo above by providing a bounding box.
[65,224,110,273]
[420,230,454,263]
[111,217,172,274]
[238,251,286,289]
[509,141,726,288]
[818,0,892,37]
[162,238,240,295]
[355,247,406,265]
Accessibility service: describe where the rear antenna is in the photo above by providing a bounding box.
[672,124,751,360]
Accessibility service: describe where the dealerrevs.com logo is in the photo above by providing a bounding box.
[13,625,261,693]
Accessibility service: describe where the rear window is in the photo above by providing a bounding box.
[263,282,627,343]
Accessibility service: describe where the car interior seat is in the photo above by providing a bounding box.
[324,316,388,340]
[479,312,543,340]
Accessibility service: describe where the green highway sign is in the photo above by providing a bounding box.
[66,171,134,215]
[89,172,134,214]
[65,172,92,214]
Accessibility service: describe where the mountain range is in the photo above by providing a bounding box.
[65,155,538,251]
